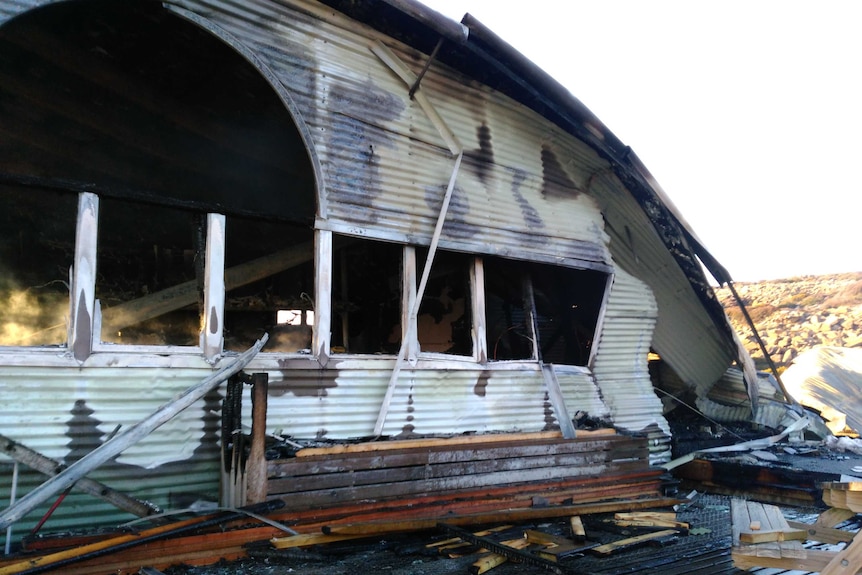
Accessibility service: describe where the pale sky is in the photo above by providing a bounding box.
[419,0,861,283]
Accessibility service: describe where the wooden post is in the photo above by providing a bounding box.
[246,373,269,505]
[0,335,268,531]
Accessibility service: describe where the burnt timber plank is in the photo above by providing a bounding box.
[270,435,644,476]
[321,497,684,536]
[294,430,620,457]
[271,459,650,509]
[268,445,646,493]
[268,470,665,528]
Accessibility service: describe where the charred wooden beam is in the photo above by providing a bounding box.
[0,433,159,520]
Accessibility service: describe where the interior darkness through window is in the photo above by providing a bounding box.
[331,239,402,354]
[417,249,473,356]
[0,186,76,346]
[484,258,533,361]
[484,256,607,365]
[530,264,606,366]
[96,197,204,346]
[223,217,314,353]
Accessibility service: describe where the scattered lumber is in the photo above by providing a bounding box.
[470,537,529,574]
[437,523,564,575]
[590,529,679,555]
[611,511,689,531]
[0,501,282,575]
[320,497,683,537]
[569,516,586,541]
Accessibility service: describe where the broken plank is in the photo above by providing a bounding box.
[270,533,373,549]
[570,516,585,541]
[0,433,159,519]
[438,524,563,574]
[470,538,530,575]
[614,519,689,529]
[524,530,595,558]
[321,498,684,536]
[426,525,513,549]
[590,529,679,555]
[614,512,677,521]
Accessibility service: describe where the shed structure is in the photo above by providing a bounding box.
[0,0,773,538]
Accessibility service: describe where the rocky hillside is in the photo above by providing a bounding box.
[714,272,862,372]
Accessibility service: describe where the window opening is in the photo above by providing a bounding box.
[483,257,607,365]
[528,264,607,366]
[331,239,402,354]
[483,259,533,360]
[0,186,76,346]
[223,217,314,353]
[96,197,204,346]
[416,249,473,356]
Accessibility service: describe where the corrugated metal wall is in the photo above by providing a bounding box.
[175,0,612,271]
[259,359,612,438]
[0,0,740,538]
[588,169,737,395]
[0,363,221,537]
[591,269,671,456]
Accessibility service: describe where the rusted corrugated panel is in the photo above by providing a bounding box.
[178,0,611,269]
[588,170,737,395]
[0,364,221,537]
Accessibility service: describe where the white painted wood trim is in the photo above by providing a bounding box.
[314,229,332,365]
[202,214,226,360]
[472,257,487,364]
[403,246,419,364]
[69,193,98,362]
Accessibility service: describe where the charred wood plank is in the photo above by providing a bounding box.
[321,497,683,536]
[270,435,645,477]
[0,433,159,520]
[271,458,650,508]
[294,430,616,457]
[268,445,646,493]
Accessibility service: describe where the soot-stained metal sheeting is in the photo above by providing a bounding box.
[591,268,671,464]
[0,363,222,537]
[264,362,584,438]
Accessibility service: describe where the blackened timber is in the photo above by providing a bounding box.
[269,445,646,493]
[274,466,661,515]
[272,435,643,475]
[0,433,159,519]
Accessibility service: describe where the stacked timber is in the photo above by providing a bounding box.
[265,430,666,529]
